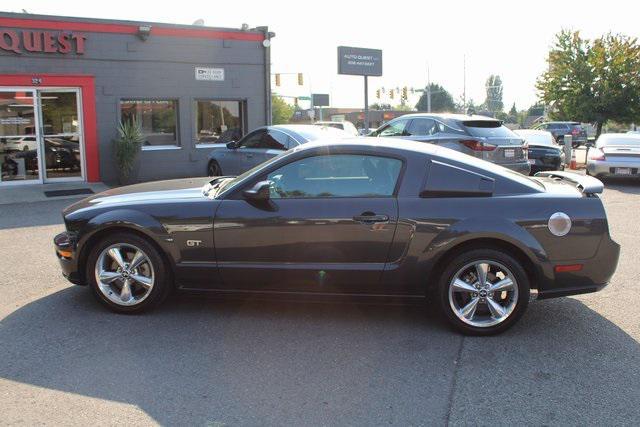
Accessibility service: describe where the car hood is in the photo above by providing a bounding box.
[64,177,212,214]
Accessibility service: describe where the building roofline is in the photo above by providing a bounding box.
[0,11,265,41]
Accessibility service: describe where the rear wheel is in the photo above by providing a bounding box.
[86,233,171,313]
[207,160,222,177]
[437,248,529,335]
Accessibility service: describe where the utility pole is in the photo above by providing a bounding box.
[426,64,431,113]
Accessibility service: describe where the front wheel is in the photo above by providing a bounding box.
[437,248,530,335]
[86,232,171,313]
[207,160,222,177]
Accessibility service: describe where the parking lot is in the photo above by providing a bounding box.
[0,177,639,426]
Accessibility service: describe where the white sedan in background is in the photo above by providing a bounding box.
[587,133,640,178]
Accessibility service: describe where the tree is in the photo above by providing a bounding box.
[484,75,504,112]
[506,103,518,124]
[415,83,456,112]
[271,94,294,125]
[537,30,640,137]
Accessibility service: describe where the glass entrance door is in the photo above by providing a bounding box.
[0,90,40,183]
[38,89,83,182]
[0,88,83,184]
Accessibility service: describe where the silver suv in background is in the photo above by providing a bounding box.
[369,113,531,174]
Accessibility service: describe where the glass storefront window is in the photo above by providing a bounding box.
[120,99,178,148]
[195,100,243,144]
[1,91,38,182]
[41,92,79,134]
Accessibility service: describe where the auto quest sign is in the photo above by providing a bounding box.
[0,29,86,54]
[337,46,382,76]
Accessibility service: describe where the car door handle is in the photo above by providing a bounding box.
[353,213,389,223]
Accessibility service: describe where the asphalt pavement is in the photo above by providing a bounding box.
[0,178,638,426]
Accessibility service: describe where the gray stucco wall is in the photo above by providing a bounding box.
[0,13,267,183]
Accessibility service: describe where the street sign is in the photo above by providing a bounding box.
[297,96,311,101]
[312,94,330,107]
[337,46,383,76]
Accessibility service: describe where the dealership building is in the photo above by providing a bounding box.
[0,12,272,186]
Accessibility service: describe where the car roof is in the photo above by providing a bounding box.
[597,133,640,144]
[392,113,500,122]
[270,124,351,140]
[514,129,552,135]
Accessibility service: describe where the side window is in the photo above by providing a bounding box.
[266,154,402,199]
[406,118,437,136]
[263,130,288,150]
[378,119,409,137]
[238,130,267,148]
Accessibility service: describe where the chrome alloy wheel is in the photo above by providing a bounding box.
[94,243,155,306]
[448,260,519,328]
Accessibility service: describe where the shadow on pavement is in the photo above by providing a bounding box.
[1,287,639,425]
[0,198,77,230]
[601,177,640,194]
[0,287,457,425]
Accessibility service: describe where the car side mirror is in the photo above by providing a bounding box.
[226,140,238,149]
[242,180,271,201]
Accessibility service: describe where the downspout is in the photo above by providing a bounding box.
[255,26,275,125]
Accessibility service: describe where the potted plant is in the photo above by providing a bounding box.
[114,118,144,185]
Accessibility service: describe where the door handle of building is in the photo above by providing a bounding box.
[353,213,389,223]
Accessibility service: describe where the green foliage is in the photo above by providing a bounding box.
[271,94,295,125]
[114,118,144,180]
[506,103,518,123]
[415,83,456,112]
[484,75,504,112]
[537,30,640,136]
[394,103,413,111]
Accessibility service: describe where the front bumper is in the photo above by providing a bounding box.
[587,159,640,177]
[54,231,84,285]
[537,234,620,299]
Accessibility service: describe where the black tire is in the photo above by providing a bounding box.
[207,160,222,177]
[86,232,171,314]
[437,248,530,336]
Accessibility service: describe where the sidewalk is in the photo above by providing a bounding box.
[0,182,110,205]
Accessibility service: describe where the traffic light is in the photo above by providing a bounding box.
[297,73,304,85]
[389,89,394,99]
[275,74,281,86]
[376,89,380,99]
[402,86,408,100]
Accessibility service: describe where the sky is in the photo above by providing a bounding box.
[7,0,640,111]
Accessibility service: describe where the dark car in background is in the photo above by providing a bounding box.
[55,138,619,335]
[368,113,531,174]
[207,124,350,176]
[515,129,565,175]
[534,121,587,148]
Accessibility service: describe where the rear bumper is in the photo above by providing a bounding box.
[587,159,640,177]
[537,235,620,299]
[500,161,531,175]
[54,231,84,285]
[529,157,563,175]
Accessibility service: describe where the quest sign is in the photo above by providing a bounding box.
[337,46,383,76]
[0,29,86,55]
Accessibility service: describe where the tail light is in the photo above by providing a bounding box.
[460,139,496,151]
[588,148,605,161]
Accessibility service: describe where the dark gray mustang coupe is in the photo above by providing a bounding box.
[54,138,620,335]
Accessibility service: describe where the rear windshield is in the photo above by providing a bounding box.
[597,136,640,147]
[462,121,517,138]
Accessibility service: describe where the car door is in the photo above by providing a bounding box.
[220,130,266,175]
[213,152,403,294]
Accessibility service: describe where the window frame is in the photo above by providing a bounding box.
[373,118,411,137]
[119,97,180,151]
[194,98,247,148]
[246,152,407,200]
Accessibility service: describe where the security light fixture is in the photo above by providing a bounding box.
[137,25,152,41]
